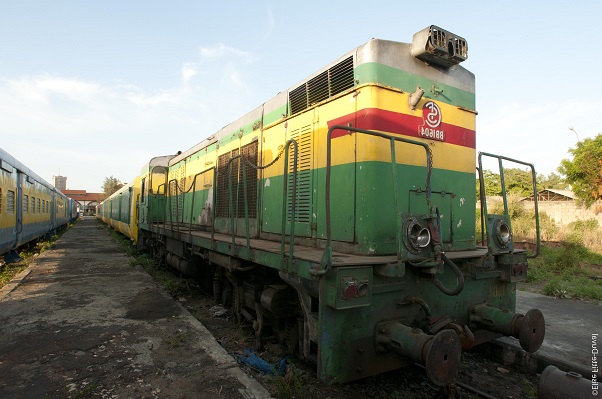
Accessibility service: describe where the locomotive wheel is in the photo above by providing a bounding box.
[424,330,462,387]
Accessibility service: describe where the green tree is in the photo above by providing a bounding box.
[503,168,535,196]
[538,172,568,190]
[477,168,536,198]
[477,169,502,199]
[101,176,123,200]
[558,133,602,207]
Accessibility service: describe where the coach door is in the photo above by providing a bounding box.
[15,171,23,245]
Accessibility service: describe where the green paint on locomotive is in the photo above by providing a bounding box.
[354,62,475,109]
[317,263,515,383]
[169,161,475,256]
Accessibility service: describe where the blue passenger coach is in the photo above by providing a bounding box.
[0,147,71,263]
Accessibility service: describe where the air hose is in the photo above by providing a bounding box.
[431,253,465,296]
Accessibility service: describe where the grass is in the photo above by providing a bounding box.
[521,225,602,302]
[269,364,308,399]
[479,196,602,302]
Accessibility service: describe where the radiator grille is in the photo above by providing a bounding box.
[216,141,258,219]
[289,56,354,115]
[169,163,186,223]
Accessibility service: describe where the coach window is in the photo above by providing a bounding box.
[31,197,35,214]
[24,195,29,214]
[0,187,3,214]
[7,190,15,214]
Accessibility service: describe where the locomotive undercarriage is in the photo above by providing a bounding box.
[142,231,307,356]
[139,228,544,388]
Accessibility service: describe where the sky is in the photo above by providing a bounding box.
[1,1,601,192]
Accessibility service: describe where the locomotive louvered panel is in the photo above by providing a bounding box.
[177,163,185,222]
[216,144,258,220]
[307,71,329,105]
[230,149,240,218]
[239,141,258,218]
[289,56,354,116]
[216,151,231,218]
[289,85,308,116]
[169,164,185,223]
[329,56,354,96]
[288,125,312,223]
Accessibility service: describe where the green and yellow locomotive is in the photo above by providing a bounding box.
[97,25,544,386]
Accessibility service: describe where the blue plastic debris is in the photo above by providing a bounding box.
[236,348,287,376]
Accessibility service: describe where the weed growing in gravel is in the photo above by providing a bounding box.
[523,378,537,398]
[0,233,60,289]
[72,383,99,399]
[270,366,308,399]
[163,329,189,349]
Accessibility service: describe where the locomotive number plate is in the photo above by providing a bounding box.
[420,126,445,141]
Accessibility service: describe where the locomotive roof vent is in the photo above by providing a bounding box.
[410,25,468,68]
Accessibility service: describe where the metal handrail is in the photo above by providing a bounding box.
[166,178,179,231]
[280,140,298,264]
[225,140,298,263]
[314,125,433,276]
[150,140,299,267]
[188,166,217,243]
[155,182,167,228]
[477,152,540,258]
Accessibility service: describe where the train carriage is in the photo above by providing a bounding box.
[1,147,71,262]
[96,179,140,241]
[99,26,544,387]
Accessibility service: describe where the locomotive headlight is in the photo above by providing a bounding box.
[407,221,431,249]
[494,219,512,248]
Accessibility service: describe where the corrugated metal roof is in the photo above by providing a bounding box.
[523,189,575,201]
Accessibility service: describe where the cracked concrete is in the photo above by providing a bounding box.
[0,217,272,399]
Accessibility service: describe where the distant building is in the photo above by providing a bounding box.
[53,175,67,191]
[61,189,103,215]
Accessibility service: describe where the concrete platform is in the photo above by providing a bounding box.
[0,217,272,399]
[490,290,601,378]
